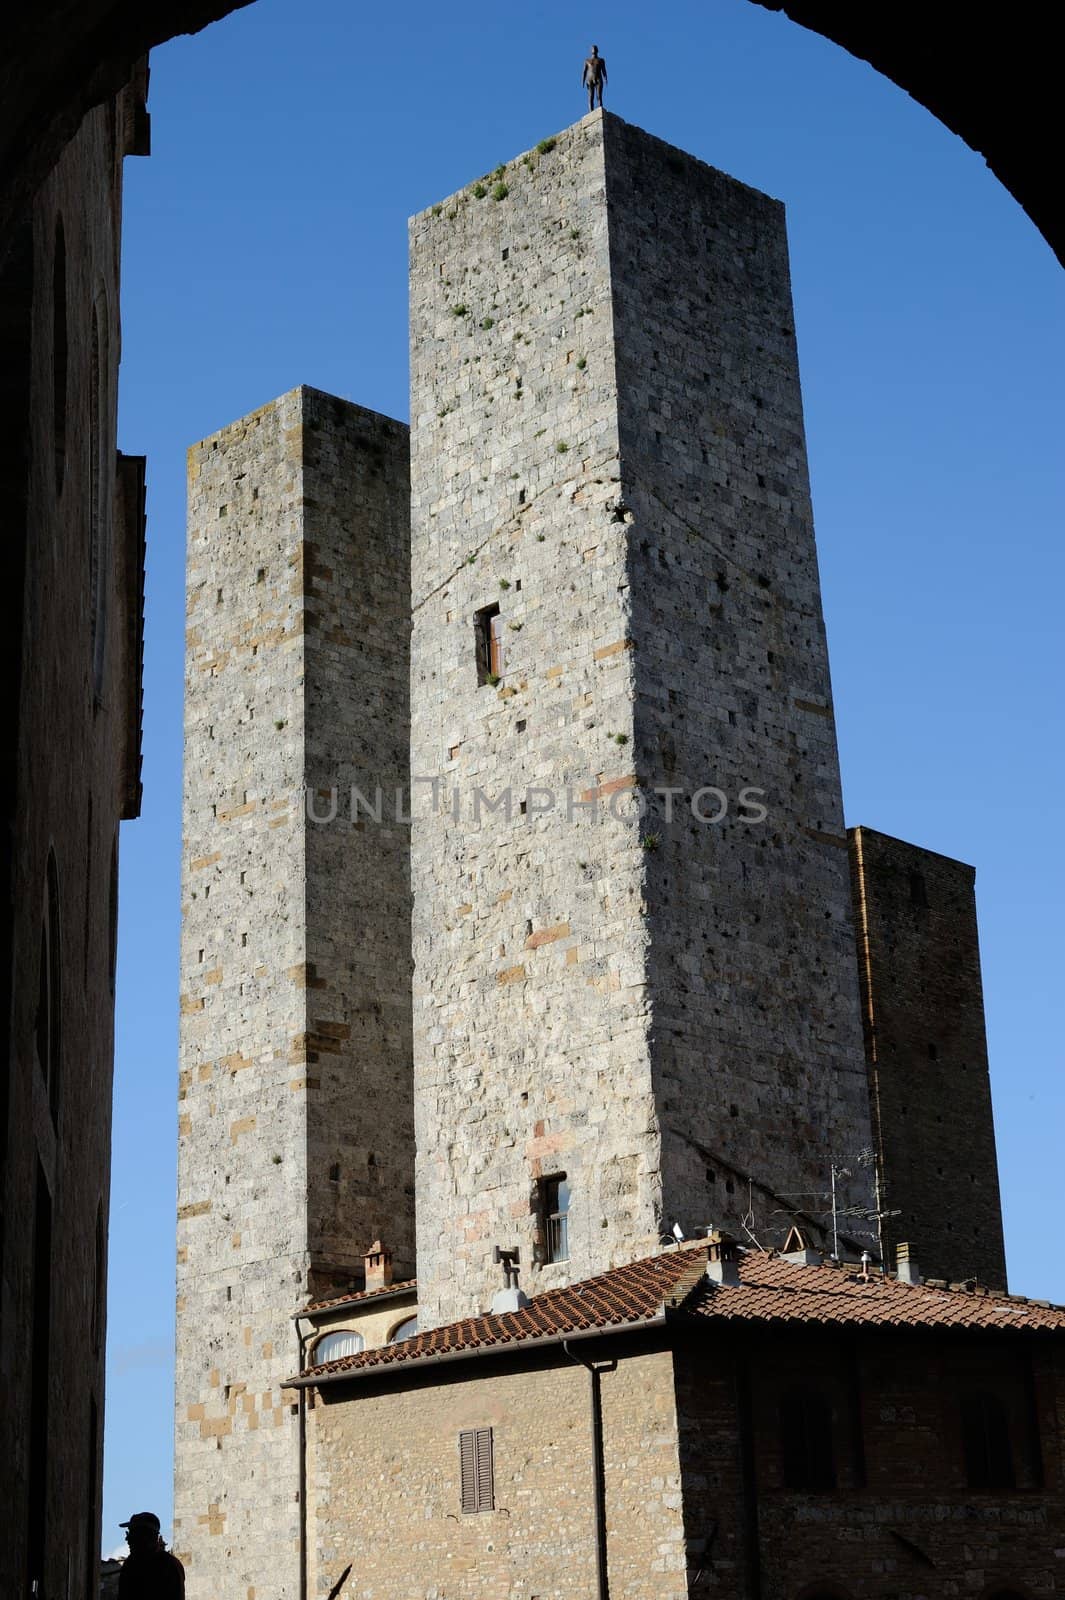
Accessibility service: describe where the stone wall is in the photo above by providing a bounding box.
[603,114,875,1253]
[408,112,874,1330]
[849,825,1006,1287]
[175,387,412,1600]
[307,1341,686,1600]
[305,1318,1062,1599]
[0,83,145,1600]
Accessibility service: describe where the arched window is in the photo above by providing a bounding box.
[35,851,62,1122]
[313,1329,364,1365]
[779,1387,836,1491]
[52,219,67,495]
[962,1391,1015,1489]
[389,1316,418,1343]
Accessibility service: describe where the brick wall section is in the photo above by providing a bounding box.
[176,388,412,1600]
[408,111,874,1330]
[849,825,1006,1287]
[603,115,875,1253]
[0,87,144,1600]
[307,1342,688,1600]
[675,1328,1063,1596]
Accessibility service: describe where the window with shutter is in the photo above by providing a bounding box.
[474,604,503,685]
[459,1426,494,1513]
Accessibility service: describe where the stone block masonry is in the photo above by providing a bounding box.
[408,111,875,1331]
[175,387,413,1600]
[849,825,1006,1287]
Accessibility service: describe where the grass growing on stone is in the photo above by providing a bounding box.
[555,441,569,453]
[450,304,468,317]
[471,182,488,199]
[492,183,509,202]
[536,138,557,155]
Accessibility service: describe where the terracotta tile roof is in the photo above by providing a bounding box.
[686,1252,1065,1333]
[292,1244,1065,1385]
[301,1278,417,1315]
[295,1248,702,1379]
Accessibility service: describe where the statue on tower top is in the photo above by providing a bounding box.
[582,45,607,111]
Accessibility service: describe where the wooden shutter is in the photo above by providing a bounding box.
[489,611,505,679]
[459,1427,494,1513]
[475,1427,494,1511]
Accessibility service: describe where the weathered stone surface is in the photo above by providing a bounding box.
[175,386,412,1600]
[849,824,1006,1288]
[408,112,875,1329]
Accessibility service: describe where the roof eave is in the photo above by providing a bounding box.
[283,1309,669,1391]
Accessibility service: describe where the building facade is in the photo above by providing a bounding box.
[0,65,147,1600]
[295,1241,1063,1600]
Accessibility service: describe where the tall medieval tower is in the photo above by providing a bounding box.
[174,388,413,1599]
[408,112,875,1329]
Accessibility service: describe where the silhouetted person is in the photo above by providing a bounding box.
[583,45,607,111]
[118,1513,185,1600]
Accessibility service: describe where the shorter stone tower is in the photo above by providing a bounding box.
[175,387,413,1600]
[849,826,1006,1287]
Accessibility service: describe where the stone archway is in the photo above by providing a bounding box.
[0,3,1061,265]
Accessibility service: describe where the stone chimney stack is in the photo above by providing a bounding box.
[364,1240,394,1292]
[895,1241,921,1285]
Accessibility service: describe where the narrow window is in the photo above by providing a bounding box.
[909,870,928,908]
[779,1387,836,1490]
[313,1330,364,1364]
[474,604,503,684]
[539,1173,570,1263]
[459,1427,494,1513]
[961,1391,1015,1489]
[52,219,67,494]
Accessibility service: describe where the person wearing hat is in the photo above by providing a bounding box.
[118,1513,185,1599]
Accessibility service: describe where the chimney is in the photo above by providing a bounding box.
[706,1230,741,1287]
[490,1243,530,1314]
[363,1240,393,1293]
[895,1241,920,1286]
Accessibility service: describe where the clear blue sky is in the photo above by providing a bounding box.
[104,0,1064,1551]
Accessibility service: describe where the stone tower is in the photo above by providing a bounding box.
[175,387,413,1599]
[408,112,876,1330]
[849,826,1006,1287]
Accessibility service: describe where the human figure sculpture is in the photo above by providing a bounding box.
[582,45,607,111]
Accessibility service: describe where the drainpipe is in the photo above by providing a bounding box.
[295,1315,312,1600]
[562,1341,612,1600]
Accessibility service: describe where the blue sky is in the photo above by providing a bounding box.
[104,0,1064,1549]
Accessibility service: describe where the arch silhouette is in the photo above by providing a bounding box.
[1,4,1059,267]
